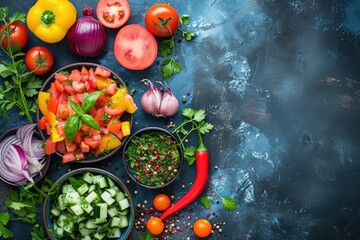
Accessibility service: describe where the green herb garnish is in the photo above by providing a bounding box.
[200,196,213,209]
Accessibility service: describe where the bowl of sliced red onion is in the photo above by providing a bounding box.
[0,124,50,186]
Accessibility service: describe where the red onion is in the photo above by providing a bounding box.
[67,5,107,57]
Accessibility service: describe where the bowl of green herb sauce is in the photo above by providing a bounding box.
[122,127,184,189]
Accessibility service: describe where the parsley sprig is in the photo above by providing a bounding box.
[0,177,53,239]
[0,7,42,122]
[173,108,213,165]
[200,189,237,211]
[159,14,196,79]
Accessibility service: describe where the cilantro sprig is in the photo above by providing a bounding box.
[159,14,196,79]
[0,177,53,239]
[0,7,42,122]
[172,108,213,165]
[200,190,237,211]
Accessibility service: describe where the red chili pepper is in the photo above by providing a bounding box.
[160,145,209,221]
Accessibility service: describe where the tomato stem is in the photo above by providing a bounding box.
[153,16,174,36]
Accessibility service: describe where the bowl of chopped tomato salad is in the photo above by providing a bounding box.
[36,62,138,164]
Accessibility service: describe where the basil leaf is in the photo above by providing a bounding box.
[69,100,83,114]
[65,115,82,141]
[82,91,102,112]
[80,114,100,130]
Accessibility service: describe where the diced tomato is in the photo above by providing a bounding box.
[45,123,51,135]
[88,107,97,117]
[58,93,68,103]
[84,81,91,91]
[89,128,101,136]
[62,152,76,163]
[65,139,78,152]
[114,130,124,140]
[95,66,111,78]
[57,103,70,119]
[47,96,59,114]
[54,72,69,82]
[104,104,124,116]
[57,121,65,136]
[38,117,46,130]
[81,66,89,76]
[72,81,86,93]
[49,82,60,99]
[75,152,85,160]
[94,107,106,127]
[92,134,101,141]
[68,69,82,82]
[80,141,90,153]
[88,68,97,88]
[44,111,59,126]
[107,117,122,135]
[106,82,117,95]
[101,127,110,135]
[81,123,91,132]
[56,140,66,154]
[74,131,83,144]
[54,80,64,93]
[81,74,89,83]
[76,93,83,103]
[64,84,75,95]
[95,92,110,108]
[67,102,76,116]
[84,136,100,149]
[44,138,56,155]
[69,95,80,105]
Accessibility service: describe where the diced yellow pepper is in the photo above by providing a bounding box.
[121,121,131,136]
[109,86,128,110]
[51,126,64,143]
[98,133,121,154]
[38,91,50,116]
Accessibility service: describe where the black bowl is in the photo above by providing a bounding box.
[36,62,134,163]
[122,127,184,189]
[0,127,50,186]
[43,168,135,240]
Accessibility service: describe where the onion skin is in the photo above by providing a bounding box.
[67,6,107,57]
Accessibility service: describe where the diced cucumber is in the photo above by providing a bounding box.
[85,191,99,204]
[51,207,61,216]
[100,191,115,205]
[62,184,75,194]
[79,223,96,236]
[56,214,68,228]
[83,172,94,184]
[58,194,67,210]
[118,198,130,211]
[119,215,128,228]
[80,236,92,240]
[80,200,93,214]
[77,183,89,195]
[107,228,121,238]
[63,220,74,234]
[88,184,96,193]
[94,217,107,224]
[97,176,108,188]
[106,177,115,188]
[94,203,107,219]
[115,191,125,202]
[75,215,86,223]
[112,185,120,192]
[85,219,98,230]
[65,191,81,205]
[70,204,84,216]
[107,207,118,217]
[118,209,129,216]
[106,188,117,197]
[94,231,106,240]
[53,222,64,238]
[110,217,121,227]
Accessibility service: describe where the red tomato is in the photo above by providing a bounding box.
[193,219,212,238]
[114,24,158,70]
[96,0,130,28]
[0,22,28,51]
[145,4,179,37]
[146,217,164,235]
[153,193,171,211]
[25,46,54,75]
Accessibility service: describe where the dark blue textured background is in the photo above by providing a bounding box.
[1,0,360,239]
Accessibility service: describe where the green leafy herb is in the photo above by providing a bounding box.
[173,108,214,165]
[0,7,42,122]
[69,177,85,189]
[31,225,49,240]
[213,189,237,211]
[200,196,213,209]
[158,13,195,79]
[65,91,102,140]
[141,230,155,240]
[0,177,53,238]
[129,88,136,95]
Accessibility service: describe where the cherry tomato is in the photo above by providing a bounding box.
[146,217,164,235]
[145,3,179,37]
[193,219,212,238]
[153,193,171,211]
[96,0,130,28]
[114,24,158,70]
[25,46,54,75]
[0,22,28,51]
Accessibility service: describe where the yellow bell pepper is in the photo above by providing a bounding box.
[38,91,50,116]
[109,86,128,111]
[98,133,121,154]
[122,121,131,137]
[26,0,77,43]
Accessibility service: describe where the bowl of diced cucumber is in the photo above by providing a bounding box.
[43,168,135,240]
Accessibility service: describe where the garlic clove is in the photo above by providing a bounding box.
[141,79,162,115]
[158,87,179,117]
